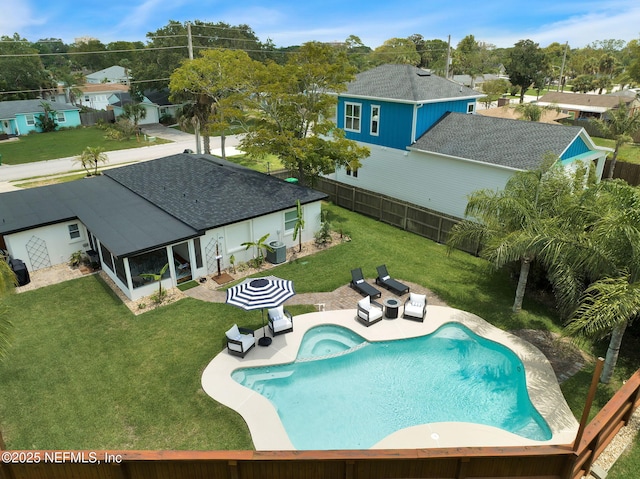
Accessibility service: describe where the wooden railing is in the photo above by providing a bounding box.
[1,368,639,479]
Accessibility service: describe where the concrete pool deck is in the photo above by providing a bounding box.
[201,305,579,451]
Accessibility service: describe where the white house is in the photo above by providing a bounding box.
[0,154,327,300]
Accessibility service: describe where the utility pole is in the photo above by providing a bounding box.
[446,35,451,80]
[187,22,202,154]
[557,41,568,92]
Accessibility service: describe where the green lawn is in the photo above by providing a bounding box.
[592,137,640,165]
[0,203,637,454]
[0,127,168,165]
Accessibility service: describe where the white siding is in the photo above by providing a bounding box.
[332,143,516,219]
[4,221,87,272]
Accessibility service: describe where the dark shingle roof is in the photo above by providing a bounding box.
[0,154,327,258]
[344,64,481,103]
[0,99,79,119]
[0,176,197,257]
[105,154,328,231]
[411,112,584,170]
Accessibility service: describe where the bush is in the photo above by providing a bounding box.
[103,118,136,141]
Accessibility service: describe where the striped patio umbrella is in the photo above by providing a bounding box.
[225,276,295,346]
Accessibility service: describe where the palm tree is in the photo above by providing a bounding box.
[447,158,582,312]
[549,180,640,383]
[121,103,147,141]
[515,102,560,122]
[74,146,109,176]
[0,260,17,361]
[292,200,305,252]
[591,101,640,179]
[241,234,274,267]
[140,263,169,303]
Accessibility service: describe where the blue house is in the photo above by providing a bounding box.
[330,64,610,219]
[0,99,81,136]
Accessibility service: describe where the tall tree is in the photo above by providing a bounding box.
[447,158,583,312]
[120,103,147,141]
[590,101,640,179]
[68,38,108,71]
[241,42,369,185]
[541,180,640,383]
[0,34,54,99]
[371,38,420,66]
[505,39,548,103]
[170,48,251,156]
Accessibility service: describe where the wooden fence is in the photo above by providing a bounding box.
[1,368,638,479]
[79,110,115,126]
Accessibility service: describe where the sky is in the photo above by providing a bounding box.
[2,0,640,50]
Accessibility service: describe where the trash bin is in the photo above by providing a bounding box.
[284,177,298,184]
[9,258,30,286]
[266,241,286,264]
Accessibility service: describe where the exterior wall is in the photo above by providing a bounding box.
[110,103,160,125]
[330,144,515,219]
[4,220,87,272]
[337,97,478,150]
[338,97,414,149]
[561,135,590,160]
[14,110,81,135]
[415,99,475,139]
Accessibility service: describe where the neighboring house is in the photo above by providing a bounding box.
[0,154,327,301]
[0,99,81,136]
[108,89,182,124]
[329,64,610,219]
[536,91,640,120]
[78,83,130,111]
[86,65,130,85]
[452,73,507,90]
[477,105,570,124]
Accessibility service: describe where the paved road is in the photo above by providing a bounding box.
[0,125,242,190]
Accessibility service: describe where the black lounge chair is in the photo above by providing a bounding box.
[375,264,410,296]
[350,268,382,298]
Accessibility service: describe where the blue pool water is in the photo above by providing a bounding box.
[231,323,552,450]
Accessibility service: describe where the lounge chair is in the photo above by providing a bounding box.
[268,305,294,336]
[356,295,384,327]
[375,264,410,296]
[225,324,256,358]
[403,293,427,322]
[350,268,382,298]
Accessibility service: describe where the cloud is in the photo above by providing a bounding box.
[0,2,46,38]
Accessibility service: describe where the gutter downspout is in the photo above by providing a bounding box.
[411,103,424,144]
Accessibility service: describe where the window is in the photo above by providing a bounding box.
[194,237,203,268]
[467,103,475,114]
[344,102,361,132]
[25,114,35,126]
[370,105,380,136]
[68,223,80,240]
[346,167,358,178]
[56,111,66,123]
[285,210,298,233]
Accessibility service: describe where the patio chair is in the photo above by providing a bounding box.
[403,293,427,322]
[268,305,294,336]
[375,264,410,296]
[356,295,384,327]
[349,268,382,299]
[225,324,256,358]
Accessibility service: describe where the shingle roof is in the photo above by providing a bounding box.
[0,176,197,258]
[105,154,328,231]
[344,64,481,102]
[0,99,79,119]
[411,112,584,170]
[537,92,634,109]
[0,154,327,258]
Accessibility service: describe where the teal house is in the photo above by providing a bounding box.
[330,64,610,219]
[0,99,81,136]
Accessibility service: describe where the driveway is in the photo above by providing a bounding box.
[0,125,242,190]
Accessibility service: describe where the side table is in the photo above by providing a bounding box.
[383,298,400,319]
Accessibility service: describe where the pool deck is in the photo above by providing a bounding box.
[201,305,579,451]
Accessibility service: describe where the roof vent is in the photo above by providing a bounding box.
[417,69,432,77]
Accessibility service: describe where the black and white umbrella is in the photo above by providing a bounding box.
[226,275,295,346]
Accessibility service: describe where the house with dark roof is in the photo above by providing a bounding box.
[0,154,327,300]
[328,64,610,219]
[0,99,81,136]
[108,89,182,124]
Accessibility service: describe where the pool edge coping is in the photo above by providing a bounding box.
[200,305,579,451]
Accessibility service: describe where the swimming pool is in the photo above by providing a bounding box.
[231,322,552,450]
